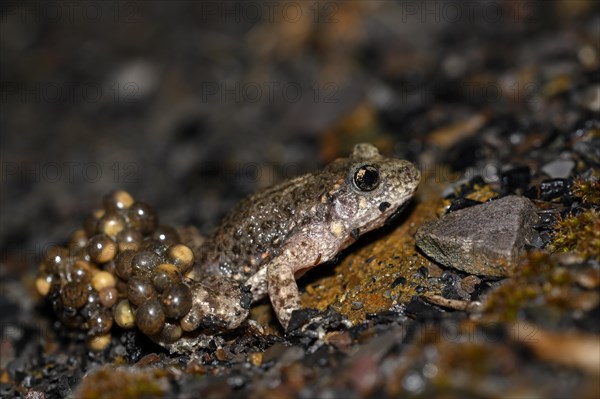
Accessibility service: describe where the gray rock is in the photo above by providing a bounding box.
[541,158,575,179]
[415,196,539,276]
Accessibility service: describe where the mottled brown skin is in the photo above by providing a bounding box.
[184,143,421,332]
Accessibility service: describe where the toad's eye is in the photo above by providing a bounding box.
[353,165,380,191]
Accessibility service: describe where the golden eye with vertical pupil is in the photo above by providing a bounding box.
[353,165,380,191]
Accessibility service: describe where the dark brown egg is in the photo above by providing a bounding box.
[103,190,135,212]
[162,283,192,319]
[116,228,143,252]
[61,281,88,308]
[154,321,182,343]
[69,229,88,251]
[87,308,113,335]
[151,264,181,292]
[135,298,165,335]
[115,250,136,280]
[127,276,156,306]
[152,226,180,247]
[87,234,117,264]
[127,202,158,234]
[98,287,119,308]
[167,244,195,274]
[98,212,126,239]
[83,209,105,237]
[69,260,93,283]
[141,239,169,258]
[43,246,70,274]
[131,250,161,275]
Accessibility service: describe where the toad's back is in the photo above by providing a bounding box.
[197,159,351,279]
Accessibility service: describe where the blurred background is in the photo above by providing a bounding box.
[1,0,598,297]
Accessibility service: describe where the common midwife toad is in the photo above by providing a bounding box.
[36,143,420,351]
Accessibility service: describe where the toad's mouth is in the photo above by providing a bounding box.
[383,198,412,225]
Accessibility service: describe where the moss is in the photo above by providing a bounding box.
[482,251,597,323]
[549,210,600,259]
[571,178,600,205]
[73,367,170,399]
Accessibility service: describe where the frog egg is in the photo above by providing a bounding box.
[116,228,143,252]
[151,264,181,292]
[152,226,180,247]
[69,260,93,283]
[35,273,53,296]
[167,244,194,274]
[180,306,201,332]
[127,275,156,306]
[115,250,136,280]
[83,209,105,237]
[43,246,70,274]
[161,282,192,319]
[98,212,126,239]
[131,250,161,275]
[98,287,119,308]
[87,333,112,352]
[69,229,88,251]
[87,308,113,336]
[61,281,88,309]
[135,298,165,335]
[127,202,158,234]
[141,239,169,258]
[114,299,135,329]
[103,190,135,212]
[92,271,116,292]
[103,259,117,275]
[87,235,117,264]
[154,321,182,343]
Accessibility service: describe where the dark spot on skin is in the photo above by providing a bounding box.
[325,192,334,203]
[351,228,360,240]
[379,201,391,212]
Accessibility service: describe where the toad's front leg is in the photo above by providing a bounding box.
[266,234,328,330]
[266,257,300,330]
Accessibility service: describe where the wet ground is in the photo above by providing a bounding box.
[1,1,599,398]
